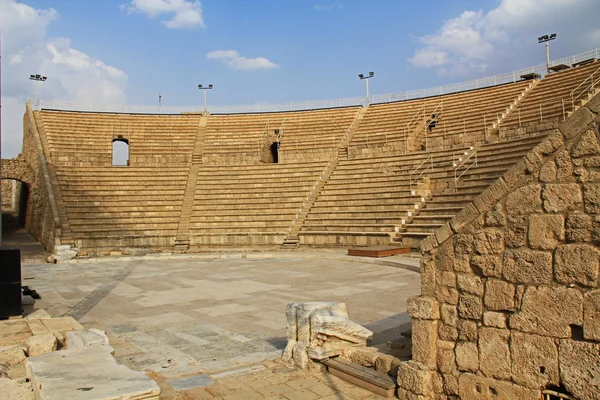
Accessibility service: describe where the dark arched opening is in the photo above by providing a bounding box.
[1,179,30,239]
[112,138,130,166]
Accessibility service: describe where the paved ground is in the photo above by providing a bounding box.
[4,217,422,399]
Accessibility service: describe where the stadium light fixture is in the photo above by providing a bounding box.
[158,93,162,111]
[29,74,47,108]
[198,84,213,112]
[538,33,557,74]
[358,72,374,104]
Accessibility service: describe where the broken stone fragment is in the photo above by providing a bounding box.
[26,334,57,357]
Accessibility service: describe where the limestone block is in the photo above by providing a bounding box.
[436,341,455,373]
[478,327,511,380]
[457,274,484,296]
[554,244,600,287]
[458,373,541,400]
[443,374,459,396]
[559,106,595,139]
[411,320,438,368]
[458,320,478,341]
[559,340,600,400]
[458,294,483,320]
[0,345,26,365]
[536,131,564,156]
[454,234,474,255]
[455,342,478,372]
[583,183,600,213]
[586,91,600,115]
[435,223,453,246]
[510,286,583,338]
[484,280,515,311]
[566,213,592,242]
[436,271,456,288]
[24,310,51,320]
[503,249,552,284]
[542,184,582,212]
[572,129,600,157]
[584,290,600,341]
[528,214,564,250]
[396,361,434,396]
[436,287,459,305]
[510,332,559,389]
[26,334,57,357]
[435,242,455,272]
[484,204,506,227]
[473,229,504,255]
[504,223,528,248]
[470,255,502,278]
[420,257,436,297]
[450,203,481,234]
[555,149,573,181]
[407,297,440,320]
[438,323,458,342]
[505,185,542,215]
[440,304,457,326]
[66,329,109,349]
[483,312,506,329]
[539,160,557,182]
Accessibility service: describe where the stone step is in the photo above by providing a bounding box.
[323,358,396,398]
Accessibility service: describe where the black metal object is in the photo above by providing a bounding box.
[0,247,22,319]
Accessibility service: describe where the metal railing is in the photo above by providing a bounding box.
[409,156,433,193]
[453,149,478,188]
[570,66,600,111]
[37,48,600,115]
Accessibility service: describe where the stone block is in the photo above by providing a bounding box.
[483,312,506,329]
[407,296,440,320]
[456,274,483,296]
[583,183,600,213]
[420,234,438,254]
[559,106,594,139]
[503,249,552,284]
[555,149,573,181]
[503,159,531,190]
[504,222,528,248]
[440,304,457,326]
[435,223,453,246]
[528,214,564,250]
[443,374,459,396]
[436,287,459,305]
[454,234,474,255]
[436,271,456,288]
[473,178,508,215]
[0,345,26,365]
[479,327,511,380]
[542,184,582,212]
[473,229,504,255]
[420,254,436,297]
[505,185,542,215]
[535,131,564,156]
[458,294,483,320]
[458,373,541,400]
[566,213,592,242]
[26,333,57,357]
[559,340,600,400]
[435,242,455,272]
[470,255,502,278]
[484,280,515,311]
[66,329,109,349]
[436,341,455,373]
[510,332,558,389]
[396,361,434,396]
[572,129,600,157]
[583,290,600,341]
[455,342,478,372]
[458,320,478,342]
[554,244,600,287]
[438,323,458,342]
[411,320,438,368]
[450,203,480,234]
[539,160,557,182]
[510,286,583,337]
[586,92,600,115]
[483,204,506,227]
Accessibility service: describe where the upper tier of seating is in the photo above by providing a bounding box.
[500,60,600,129]
[202,107,360,163]
[40,111,201,165]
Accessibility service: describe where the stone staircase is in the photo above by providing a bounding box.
[281,107,368,249]
[492,78,540,131]
[174,116,208,252]
[395,135,547,248]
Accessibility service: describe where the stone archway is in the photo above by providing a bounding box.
[1,158,35,187]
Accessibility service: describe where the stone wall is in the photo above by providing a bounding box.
[398,96,600,400]
[1,180,15,211]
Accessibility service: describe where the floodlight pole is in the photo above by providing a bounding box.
[358,72,375,105]
[198,84,213,113]
[29,74,47,108]
[158,93,162,111]
[538,34,557,74]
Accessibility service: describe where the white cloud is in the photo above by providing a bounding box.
[125,0,205,29]
[207,50,279,71]
[409,0,600,76]
[0,0,128,158]
[314,3,343,11]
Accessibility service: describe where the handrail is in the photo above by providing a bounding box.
[409,155,433,192]
[570,66,600,111]
[454,149,478,187]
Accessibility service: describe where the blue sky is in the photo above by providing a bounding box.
[2,0,600,157]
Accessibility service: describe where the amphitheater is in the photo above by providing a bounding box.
[2,49,600,399]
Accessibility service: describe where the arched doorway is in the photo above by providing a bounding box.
[1,178,31,238]
[112,138,130,166]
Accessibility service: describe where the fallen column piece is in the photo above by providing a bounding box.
[283,302,373,369]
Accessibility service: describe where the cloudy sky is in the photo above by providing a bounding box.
[1,0,599,158]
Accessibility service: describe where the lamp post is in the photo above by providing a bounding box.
[198,84,213,112]
[158,93,162,110]
[538,34,556,74]
[358,72,374,105]
[29,74,47,108]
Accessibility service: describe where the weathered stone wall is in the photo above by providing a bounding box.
[399,96,600,400]
[1,180,15,211]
